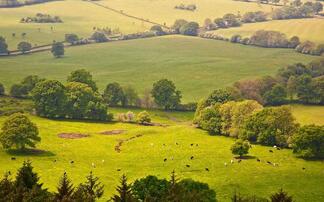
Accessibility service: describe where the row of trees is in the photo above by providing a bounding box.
[272,1,323,20]
[20,13,63,23]
[230,59,324,105]
[0,161,294,202]
[0,162,217,202]
[194,88,324,158]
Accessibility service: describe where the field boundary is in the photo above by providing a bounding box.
[86,1,170,29]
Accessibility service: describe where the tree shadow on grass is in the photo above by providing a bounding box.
[6,148,55,157]
[234,155,256,160]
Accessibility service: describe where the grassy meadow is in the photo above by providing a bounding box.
[209,18,324,44]
[0,103,323,201]
[0,0,275,49]
[99,0,273,26]
[0,35,318,102]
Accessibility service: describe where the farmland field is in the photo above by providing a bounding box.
[209,18,324,44]
[0,103,323,201]
[0,35,318,102]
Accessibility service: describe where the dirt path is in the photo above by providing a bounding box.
[115,134,143,153]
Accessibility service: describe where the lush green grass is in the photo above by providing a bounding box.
[0,104,323,201]
[209,18,324,44]
[0,35,318,102]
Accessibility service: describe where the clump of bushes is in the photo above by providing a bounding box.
[242,11,268,23]
[116,111,135,123]
[136,111,151,124]
[249,30,289,48]
[214,13,241,28]
[174,3,197,11]
[20,13,63,23]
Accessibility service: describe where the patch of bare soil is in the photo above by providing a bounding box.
[115,134,143,153]
[141,122,169,127]
[58,133,89,139]
[100,129,127,135]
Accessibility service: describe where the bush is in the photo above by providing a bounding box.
[0,83,4,95]
[10,84,28,98]
[288,36,300,48]
[136,111,151,124]
[241,106,299,147]
[179,22,199,36]
[150,25,165,36]
[171,19,188,33]
[291,125,324,159]
[196,104,222,135]
[295,41,316,54]
[231,139,250,158]
[249,30,289,48]
[65,34,79,44]
[132,175,170,201]
[91,32,108,43]
[51,42,64,58]
[17,41,32,53]
[230,34,242,43]
[0,36,8,54]
[0,113,40,150]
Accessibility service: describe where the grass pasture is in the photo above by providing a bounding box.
[0,104,323,201]
[0,35,318,102]
[0,0,275,49]
[209,18,324,44]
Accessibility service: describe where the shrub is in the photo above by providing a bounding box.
[249,30,289,48]
[17,41,32,53]
[51,42,64,58]
[230,34,242,43]
[179,22,199,36]
[91,32,108,43]
[136,111,151,124]
[150,25,165,36]
[231,139,250,158]
[10,84,28,98]
[241,106,299,147]
[295,41,316,54]
[288,36,300,48]
[151,79,181,110]
[0,36,8,54]
[0,113,40,150]
[65,34,79,44]
[196,104,222,135]
[171,19,188,33]
[291,125,324,159]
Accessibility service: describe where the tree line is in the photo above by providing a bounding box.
[0,161,295,202]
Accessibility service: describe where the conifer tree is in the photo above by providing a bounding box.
[111,174,137,202]
[55,172,75,202]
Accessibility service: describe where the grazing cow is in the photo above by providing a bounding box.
[267,161,272,164]
[224,162,227,167]
[190,156,194,160]
[11,157,16,160]
[92,163,96,168]
[8,171,11,175]
[176,142,179,145]
[117,169,121,171]
[53,159,57,163]
[230,159,234,164]
[273,145,277,148]
[70,161,74,164]
[269,150,273,153]
[186,165,190,168]
[191,144,194,146]
[205,168,209,172]
[163,144,166,146]
[238,159,242,163]
[102,160,105,163]
[164,158,167,162]
[277,147,281,150]
[302,167,306,170]
[273,163,278,166]
[196,144,199,147]
[257,158,261,162]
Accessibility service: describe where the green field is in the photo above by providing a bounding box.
[209,18,324,44]
[0,0,274,49]
[0,104,323,201]
[0,35,318,102]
